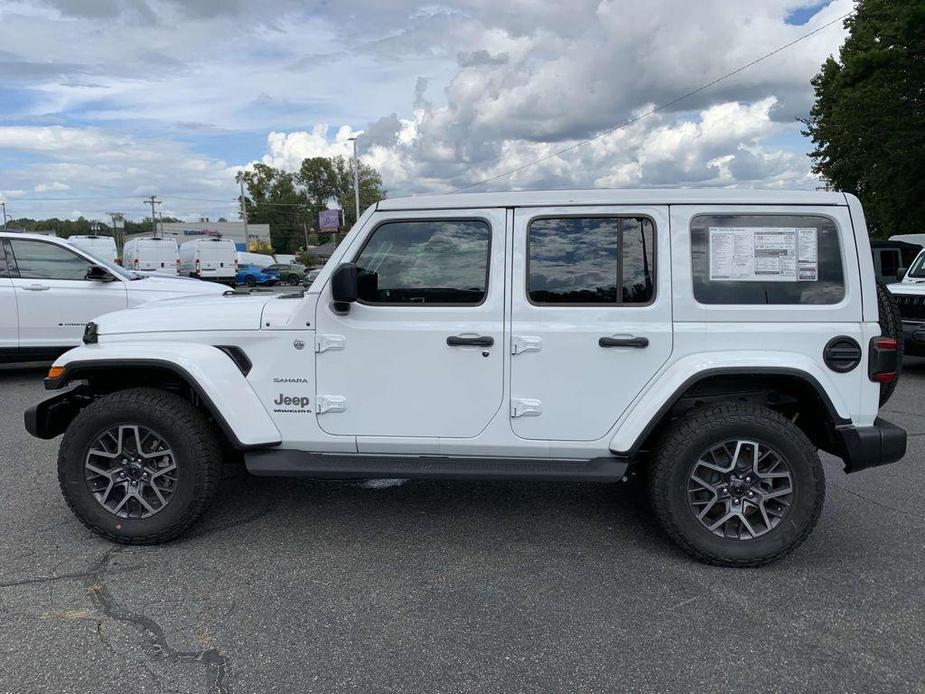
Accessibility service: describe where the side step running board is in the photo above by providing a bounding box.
[245,450,629,482]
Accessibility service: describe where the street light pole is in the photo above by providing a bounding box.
[348,136,360,223]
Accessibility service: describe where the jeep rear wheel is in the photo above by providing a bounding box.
[648,403,825,567]
[57,388,222,544]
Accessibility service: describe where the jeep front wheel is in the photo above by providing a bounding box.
[647,403,825,567]
[57,388,222,544]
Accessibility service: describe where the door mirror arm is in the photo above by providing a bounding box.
[330,262,358,314]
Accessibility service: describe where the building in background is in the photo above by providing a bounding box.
[126,220,270,251]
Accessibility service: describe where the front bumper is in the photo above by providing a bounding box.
[902,321,925,356]
[24,384,90,440]
[834,418,907,474]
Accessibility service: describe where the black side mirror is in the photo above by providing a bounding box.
[897,267,907,282]
[330,262,357,313]
[85,265,114,282]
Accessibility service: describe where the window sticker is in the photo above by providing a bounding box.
[709,227,818,282]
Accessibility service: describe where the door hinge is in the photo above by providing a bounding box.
[511,398,542,418]
[315,334,346,353]
[511,336,542,355]
[316,395,346,414]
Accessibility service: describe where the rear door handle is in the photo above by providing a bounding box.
[22,284,50,291]
[447,335,494,347]
[599,336,649,348]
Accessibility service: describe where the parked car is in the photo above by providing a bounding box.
[0,232,226,363]
[887,246,925,355]
[179,238,237,285]
[67,235,119,265]
[302,268,321,287]
[26,189,906,567]
[264,263,308,286]
[122,237,180,276]
[236,251,275,269]
[236,263,279,287]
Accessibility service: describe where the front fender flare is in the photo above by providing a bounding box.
[36,343,281,448]
[608,352,852,456]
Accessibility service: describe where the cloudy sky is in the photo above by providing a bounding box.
[0,0,850,222]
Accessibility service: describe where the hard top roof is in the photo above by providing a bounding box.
[377,188,848,211]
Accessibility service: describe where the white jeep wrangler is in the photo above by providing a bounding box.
[25,190,907,566]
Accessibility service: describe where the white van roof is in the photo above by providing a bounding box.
[377,188,850,211]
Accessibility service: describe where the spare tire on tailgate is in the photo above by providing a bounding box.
[876,280,903,406]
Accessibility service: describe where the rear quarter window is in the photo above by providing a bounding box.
[690,214,845,305]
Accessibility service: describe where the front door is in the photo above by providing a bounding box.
[0,242,18,353]
[7,238,128,347]
[314,209,506,439]
[510,206,673,441]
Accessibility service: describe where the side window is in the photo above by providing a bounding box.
[8,240,94,281]
[527,216,655,305]
[690,214,844,305]
[354,219,490,305]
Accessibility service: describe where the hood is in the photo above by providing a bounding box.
[887,282,925,297]
[126,275,228,297]
[95,293,273,335]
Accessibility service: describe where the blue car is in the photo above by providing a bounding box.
[236,264,279,287]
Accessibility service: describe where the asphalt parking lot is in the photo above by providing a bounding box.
[1,364,923,694]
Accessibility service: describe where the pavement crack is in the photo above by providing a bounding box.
[829,482,924,523]
[0,562,148,589]
[87,548,232,694]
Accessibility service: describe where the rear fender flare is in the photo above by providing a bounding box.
[609,353,852,455]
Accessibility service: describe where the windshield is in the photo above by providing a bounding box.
[78,247,140,280]
[908,250,925,278]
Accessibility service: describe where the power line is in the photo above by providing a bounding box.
[455,11,852,192]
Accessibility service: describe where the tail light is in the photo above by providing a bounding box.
[234,258,239,272]
[869,336,899,383]
[195,258,200,274]
[133,258,139,270]
[176,257,180,272]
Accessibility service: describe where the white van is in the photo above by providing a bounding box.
[123,237,180,275]
[236,251,275,268]
[179,237,237,284]
[67,235,118,265]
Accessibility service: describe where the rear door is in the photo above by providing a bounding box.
[7,238,128,347]
[510,206,672,441]
[198,240,234,276]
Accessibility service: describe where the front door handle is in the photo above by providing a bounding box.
[599,336,649,348]
[447,335,494,347]
[22,284,50,291]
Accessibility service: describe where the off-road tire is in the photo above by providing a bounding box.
[647,403,825,567]
[876,279,903,406]
[58,388,222,544]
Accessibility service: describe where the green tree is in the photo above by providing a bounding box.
[239,155,387,251]
[237,164,311,253]
[802,0,925,236]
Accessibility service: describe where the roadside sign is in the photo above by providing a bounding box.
[319,209,340,232]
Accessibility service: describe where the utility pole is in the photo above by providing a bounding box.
[108,212,124,249]
[239,177,249,238]
[348,136,360,223]
[144,195,161,238]
[1,202,7,227]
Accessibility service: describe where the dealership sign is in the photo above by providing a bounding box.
[319,209,340,232]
